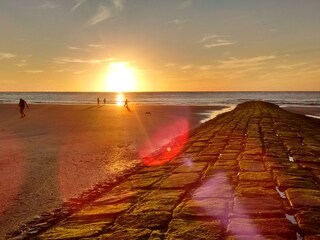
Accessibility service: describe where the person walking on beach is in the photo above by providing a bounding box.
[103,98,106,104]
[97,97,100,105]
[124,98,128,107]
[18,98,29,118]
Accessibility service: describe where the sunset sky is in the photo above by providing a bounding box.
[0,0,319,92]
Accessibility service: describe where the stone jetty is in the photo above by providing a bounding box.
[7,101,320,239]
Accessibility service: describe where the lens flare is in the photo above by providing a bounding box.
[140,118,189,166]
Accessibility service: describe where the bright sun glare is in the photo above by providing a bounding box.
[105,62,137,92]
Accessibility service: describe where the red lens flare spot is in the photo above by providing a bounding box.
[140,118,189,166]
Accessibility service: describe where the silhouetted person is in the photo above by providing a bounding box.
[124,98,130,112]
[18,98,29,118]
[97,97,100,105]
[103,98,106,104]
[124,98,128,107]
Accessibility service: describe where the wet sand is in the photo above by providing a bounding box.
[0,103,225,238]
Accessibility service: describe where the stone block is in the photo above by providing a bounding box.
[295,209,320,234]
[233,196,283,216]
[174,198,230,220]
[285,188,320,208]
[99,228,151,240]
[166,219,222,239]
[159,173,201,189]
[227,218,295,238]
[239,161,266,172]
[115,211,171,229]
[238,172,272,181]
[37,220,112,239]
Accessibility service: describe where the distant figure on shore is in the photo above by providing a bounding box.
[124,98,131,112]
[18,98,29,118]
[97,97,100,105]
[103,98,106,104]
[124,98,128,107]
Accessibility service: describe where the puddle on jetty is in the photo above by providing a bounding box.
[276,186,286,199]
[285,214,297,225]
[285,214,303,240]
[200,105,236,123]
[288,155,294,162]
[306,114,320,119]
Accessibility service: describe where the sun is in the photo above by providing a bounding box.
[105,62,137,92]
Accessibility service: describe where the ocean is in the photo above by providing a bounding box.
[0,92,319,106]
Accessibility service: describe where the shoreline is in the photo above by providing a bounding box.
[281,105,320,118]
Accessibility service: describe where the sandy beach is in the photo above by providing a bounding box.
[0,103,226,238]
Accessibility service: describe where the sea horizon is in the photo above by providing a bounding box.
[1,91,319,106]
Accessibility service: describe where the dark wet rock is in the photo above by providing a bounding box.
[286,188,320,208]
[226,234,289,240]
[233,196,284,217]
[238,172,273,181]
[92,189,143,205]
[159,172,201,189]
[227,218,296,238]
[173,162,208,173]
[37,220,112,239]
[116,177,162,189]
[70,202,133,221]
[173,198,230,220]
[114,211,171,229]
[98,228,151,240]
[295,209,320,234]
[192,183,233,199]
[235,186,278,197]
[166,219,222,239]
[304,235,320,240]
[239,161,266,171]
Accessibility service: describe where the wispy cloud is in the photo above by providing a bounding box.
[217,55,276,69]
[111,0,125,11]
[164,62,178,68]
[201,34,236,48]
[181,64,194,70]
[53,57,113,64]
[87,5,112,26]
[22,70,43,74]
[87,0,125,26]
[71,0,86,12]
[163,55,277,73]
[89,44,110,49]
[15,59,28,67]
[0,52,16,60]
[37,1,59,9]
[170,19,186,25]
[67,46,82,50]
[179,0,193,8]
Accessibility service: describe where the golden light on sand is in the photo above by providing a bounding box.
[105,62,137,92]
[115,93,125,106]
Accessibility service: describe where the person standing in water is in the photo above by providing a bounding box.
[18,98,29,118]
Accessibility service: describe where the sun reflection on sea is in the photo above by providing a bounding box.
[116,93,125,106]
